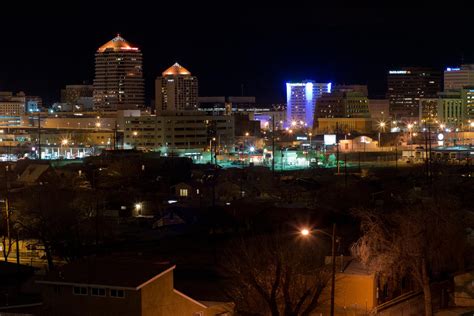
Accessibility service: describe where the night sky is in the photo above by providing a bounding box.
[1,3,472,105]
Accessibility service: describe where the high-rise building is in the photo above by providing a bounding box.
[25,96,42,113]
[461,87,474,120]
[444,65,474,90]
[155,63,198,112]
[368,99,390,121]
[286,81,331,129]
[61,85,94,111]
[387,68,441,121]
[93,35,144,111]
[437,91,464,126]
[314,85,369,120]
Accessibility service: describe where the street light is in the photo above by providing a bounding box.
[135,203,142,216]
[378,121,386,148]
[300,223,337,316]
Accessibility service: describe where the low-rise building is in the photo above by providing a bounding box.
[124,111,234,153]
[316,117,373,134]
[37,257,234,316]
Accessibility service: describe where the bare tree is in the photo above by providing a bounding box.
[224,234,330,316]
[352,199,467,316]
[12,174,97,269]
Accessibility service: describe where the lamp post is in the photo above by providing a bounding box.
[378,121,386,148]
[407,123,413,159]
[135,203,142,216]
[301,223,337,316]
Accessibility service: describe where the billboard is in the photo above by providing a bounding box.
[324,134,336,145]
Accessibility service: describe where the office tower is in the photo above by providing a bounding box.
[444,65,474,90]
[286,81,331,129]
[387,68,441,121]
[61,85,94,111]
[155,63,198,112]
[93,35,144,111]
[314,85,369,119]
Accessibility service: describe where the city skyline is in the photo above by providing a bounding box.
[1,4,473,104]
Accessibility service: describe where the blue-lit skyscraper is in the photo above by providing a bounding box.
[286,81,331,129]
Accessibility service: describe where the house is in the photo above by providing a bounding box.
[17,163,52,185]
[172,182,201,199]
[37,257,234,316]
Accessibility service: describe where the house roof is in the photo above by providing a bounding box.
[18,164,50,184]
[38,257,175,290]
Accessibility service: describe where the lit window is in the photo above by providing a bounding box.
[179,189,188,197]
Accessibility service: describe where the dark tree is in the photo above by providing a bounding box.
[352,198,467,316]
[224,234,330,316]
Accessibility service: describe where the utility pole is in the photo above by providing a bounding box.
[330,223,336,316]
[336,123,340,174]
[271,115,275,176]
[344,154,347,188]
[37,112,41,159]
[113,121,118,150]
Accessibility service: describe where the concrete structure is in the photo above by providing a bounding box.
[387,68,441,121]
[437,91,465,127]
[461,87,474,120]
[37,257,234,316]
[444,65,474,90]
[0,91,25,116]
[316,117,373,134]
[61,84,94,111]
[93,35,144,111]
[314,85,369,123]
[25,96,42,112]
[368,99,390,121]
[124,111,234,153]
[419,98,438,123]
[286,81,331,129]
[156,63,198,112]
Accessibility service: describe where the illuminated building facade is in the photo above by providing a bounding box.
[155,63,198,112]
[61,85,94,111]
[93,35,144,111]
[124,111,233,151]
[0,92,25,126]
[461,87,474,120]
[436,91,464,126]
[314,85,369,120]
[387,68,441,121]
[444,65,474,90]
[286,81,331,129]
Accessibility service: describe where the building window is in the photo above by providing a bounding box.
[91,287,106,297]
[110,289,125,298]
[73,286,88,296]
[179,189,188,197]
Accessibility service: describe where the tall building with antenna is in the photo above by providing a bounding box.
[93,34,144,111]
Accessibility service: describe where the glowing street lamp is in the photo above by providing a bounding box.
[300,224,337,316]
[135,203,142,216]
